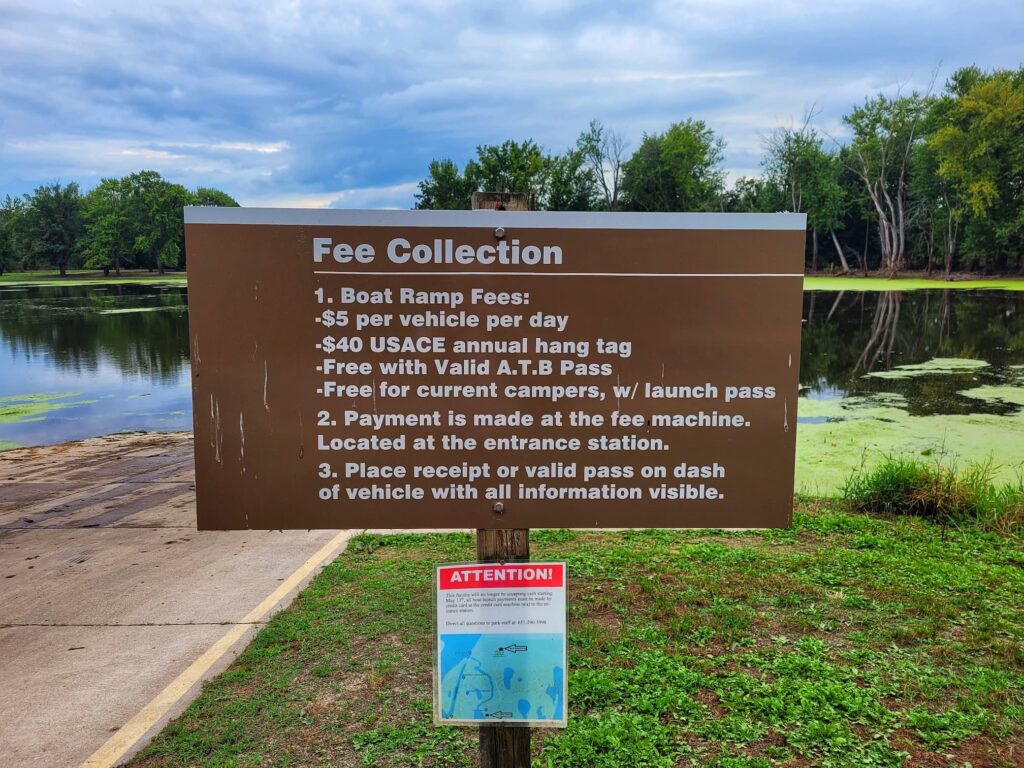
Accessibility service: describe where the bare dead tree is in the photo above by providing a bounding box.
[763,107,820,213]
[840,73,937,276]
[579,120,628,211]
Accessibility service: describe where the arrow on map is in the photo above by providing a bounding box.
[485,711,514,719]
[501,644,528,653]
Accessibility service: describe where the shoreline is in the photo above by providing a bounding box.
[804,273,1024,291]
[0,269,187,287]
[1,269,1023,291]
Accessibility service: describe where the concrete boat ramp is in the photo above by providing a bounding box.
[0,433,351,767]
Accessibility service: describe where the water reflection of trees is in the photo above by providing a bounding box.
[3,285,1022,398]
[801,290,1024,399]
[854,292,901,374]
[0,285,189,382]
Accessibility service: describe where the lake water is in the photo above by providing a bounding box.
[1,284,1022,491]
[0,283,190,448]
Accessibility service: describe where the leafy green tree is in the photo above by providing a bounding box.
[801,152,850,273]
[620,120,726,212]
[191,187,239,207]
[723,176,786,213]
[470,140,547,200]
[765,123,850,271]
[931,66,1024,273]
[416,141,548,209]
[415,159,477,210]
[81,178,133,276]
[21,182,84,276]
[81,171,198,275]
[543,147,599,211]
[0,195,28,275]
[122,171,191,274]
[910,93,966,276]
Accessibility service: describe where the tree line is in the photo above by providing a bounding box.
[416,65,1024,276]
[0,171,237,276]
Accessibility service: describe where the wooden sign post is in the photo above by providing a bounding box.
[476,527,531,766]
[474,193,532,767]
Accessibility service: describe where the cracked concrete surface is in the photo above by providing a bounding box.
[0,433,347,768]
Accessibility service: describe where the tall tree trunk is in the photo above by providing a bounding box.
[829,230,850,273]
[943,193,958,278]
[925,223,935,277]
[862,220,870,275]
[811,229,819,272]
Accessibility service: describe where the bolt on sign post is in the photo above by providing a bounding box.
[184,207,806,767]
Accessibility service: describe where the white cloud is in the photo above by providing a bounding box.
[241,181,419,209]
[0,0,1021,207]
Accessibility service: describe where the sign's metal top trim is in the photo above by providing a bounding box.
[184,207,807,230]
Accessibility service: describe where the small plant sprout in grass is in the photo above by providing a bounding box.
[842,455,1024,534]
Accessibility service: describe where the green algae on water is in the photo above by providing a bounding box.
[0,441,19,451]
[959,385,1024,408]
[97,306,187,315]
[0,392,94,424]
[804,276,1024,292]
[864,357,989,380]
[796,393,1024,496]
[0,277,187,288]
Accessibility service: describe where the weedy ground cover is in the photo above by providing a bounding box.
[843,456,1024,536]
[129,503,1023,767]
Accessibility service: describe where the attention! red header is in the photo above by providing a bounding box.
[439,563,564,590]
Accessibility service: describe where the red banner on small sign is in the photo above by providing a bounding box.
[438,563,565,590]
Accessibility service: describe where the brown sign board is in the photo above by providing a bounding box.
[184,209,805,530]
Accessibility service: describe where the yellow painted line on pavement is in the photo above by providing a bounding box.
[82,529,358,768]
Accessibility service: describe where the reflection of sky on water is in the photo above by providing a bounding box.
[0,284,192,448]
[2,285,1023,449]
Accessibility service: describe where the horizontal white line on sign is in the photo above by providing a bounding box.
[312,271,804,277]
[184,207,807,230]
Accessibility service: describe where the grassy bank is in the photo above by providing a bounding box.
[0,269,187,286]
[129,501,1023,768]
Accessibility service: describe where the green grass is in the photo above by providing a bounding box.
[128,506,1023,768]
[842,457,1024,535]
[0,269,187,286]
[804,276,1024,291]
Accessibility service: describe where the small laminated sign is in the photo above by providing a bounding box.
[434,562,567,727]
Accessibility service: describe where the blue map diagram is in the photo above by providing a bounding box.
[438,633,565,723]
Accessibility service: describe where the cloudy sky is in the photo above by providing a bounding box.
[1,1,1021,208]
